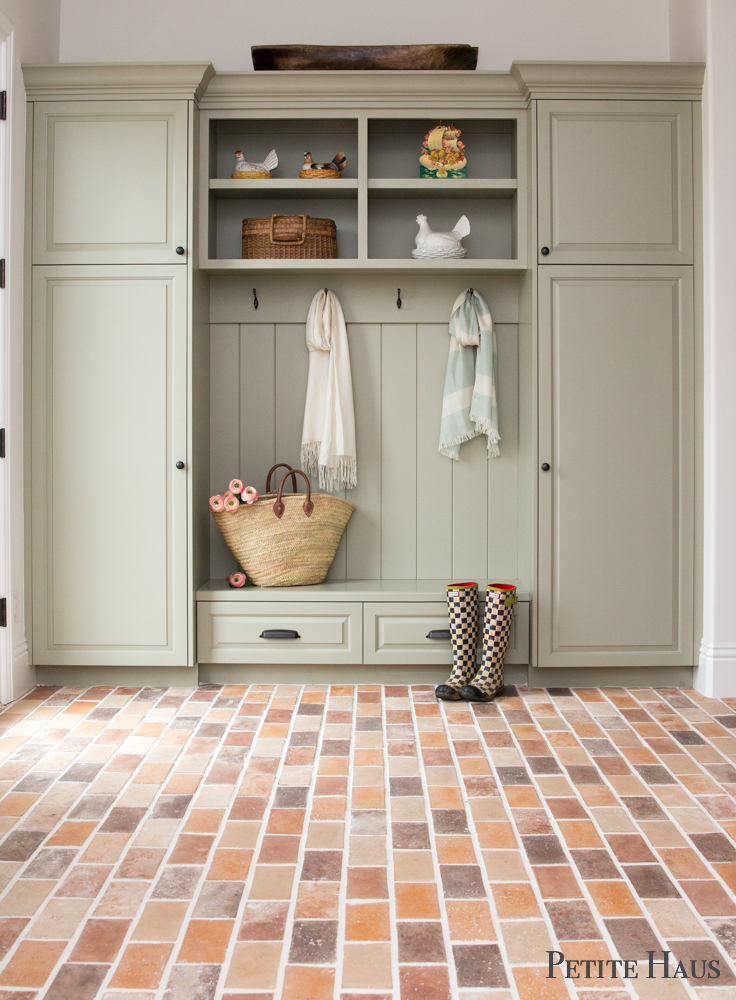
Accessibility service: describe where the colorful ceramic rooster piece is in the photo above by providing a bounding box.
[232,149,278,179]
[299,151,347,179]
[419,121,467,178]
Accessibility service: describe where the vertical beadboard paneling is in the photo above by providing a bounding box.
[381,324,417,578]
[239,324,275,494]
[275,324,309,472]
[416,324,453,579]
[210,324,240,578]
[488,323,519,579]
[452,433,489,579]
[346,324,382,579]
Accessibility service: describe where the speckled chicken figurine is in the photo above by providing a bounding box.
[299,151,347,179]
[231,149,278,179]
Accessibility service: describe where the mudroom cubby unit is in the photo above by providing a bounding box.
[23,61,704,679]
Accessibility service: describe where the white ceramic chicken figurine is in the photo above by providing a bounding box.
[231,149,278,178]
[414,214,470,252]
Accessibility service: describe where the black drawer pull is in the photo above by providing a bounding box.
[260,629,301,640]
[426,629,451,640]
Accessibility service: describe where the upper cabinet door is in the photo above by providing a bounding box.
[33,101,188,264]
[537,100,693,264]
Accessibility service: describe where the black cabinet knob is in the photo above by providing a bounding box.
[541,463,550,471]
[176,461,185,469]
[540,247,550,255]
[175,246,185,255]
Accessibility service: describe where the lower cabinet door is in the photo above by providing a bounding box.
[197,602,363,664]
[363,602,530,665]
[31,266,188,665]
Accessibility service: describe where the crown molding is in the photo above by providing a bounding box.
[200,70,525,110]
[22,62,215,101]
[511,61,705,101]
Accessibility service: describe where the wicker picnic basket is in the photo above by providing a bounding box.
[242,214,337,259]
[212,466,355,586]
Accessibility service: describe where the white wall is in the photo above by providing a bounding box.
[0,0,59,62]
[58,0,686,69]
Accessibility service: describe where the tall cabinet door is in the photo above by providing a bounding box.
[537,100,693,264]
[537,266,694,668]
[32,101,188,264]
[32,266,188,665]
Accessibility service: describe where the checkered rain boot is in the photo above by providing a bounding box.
[462,584,516,702]
[435,582,480,702]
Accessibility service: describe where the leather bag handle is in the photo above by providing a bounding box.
[273,469,313,519]
[265,463,298,494]
[269,214,307,246]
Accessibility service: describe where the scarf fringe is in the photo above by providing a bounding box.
[472,418,501,458]
[301,444,357,491]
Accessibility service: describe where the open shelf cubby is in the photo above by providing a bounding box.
[200,112,525,272]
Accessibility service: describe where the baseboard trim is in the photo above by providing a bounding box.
[35,665,198,688]
[198,664,531,686]
[695,643,736,696]
[528,664,694,688]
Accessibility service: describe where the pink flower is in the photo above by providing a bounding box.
[229,571,246,588]
[223,491,234,499]
[223,495,240,513]
[229,478,244,495]
[209,495,225,512]
[242,486,258,504]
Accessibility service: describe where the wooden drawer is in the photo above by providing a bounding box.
[197,602,362,664]
[363,601,530,665]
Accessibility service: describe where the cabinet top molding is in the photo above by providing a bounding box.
[22,61,215,101]
[21,60,704,106]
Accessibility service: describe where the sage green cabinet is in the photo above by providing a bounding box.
[537,100,693,264]
[537,266,694,667]
[32,100,189,264]
[31,266,189,665]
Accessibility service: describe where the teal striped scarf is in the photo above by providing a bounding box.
[439,289,500,460]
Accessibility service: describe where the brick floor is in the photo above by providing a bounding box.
[0,684,733,997]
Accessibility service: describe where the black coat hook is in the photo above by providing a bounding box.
[253,288,259,310]
[397,288,402,309]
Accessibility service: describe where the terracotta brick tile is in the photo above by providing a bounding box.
[0,939,66,987]
[586,880,641,916]
[503,787,541,808]
[345,902,390,941]
[295,881,340,919]
[116,846,166,879]
[0,917,29,959]
[169,833,215,865]
[178,917,234,962]
[446,900,496,941]
[226,942,283,988]
[266,808,305,835]
[249,865,295,900]
[557,820,604,848]
[427,786,464,809]
[311,797,346,819]
[282,964,335,1000]
[163,773,202,794]
[70,916,130,961]
[435,836,477,864]
[491,882,539,918]
[398,965,451,1000]
[132,899,188,940]
[43,963,109,1000]
[533,865,583,899]
[0,794,39,816]
[347,867,388,899]
[343,942,393,988]
[680,879,736,916]
[184,809,225,833]
[352,787,384,809]
[394,882,441,919]
[46,821,97,847]
[474,822,517,849]
[207,848,252,881]
[55,864,111,897]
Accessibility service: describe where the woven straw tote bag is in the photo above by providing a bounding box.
[212,467,355,586]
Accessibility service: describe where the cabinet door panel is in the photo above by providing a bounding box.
[33,101,188,263]
[537,266,693,667]
[537,101,693,264]
[32,266,188,665]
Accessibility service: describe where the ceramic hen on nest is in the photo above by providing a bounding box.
[299,151,347,179]
[413,214,470,258]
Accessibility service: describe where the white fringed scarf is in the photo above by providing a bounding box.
[439,288,500,460]
[301,289,357,491]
